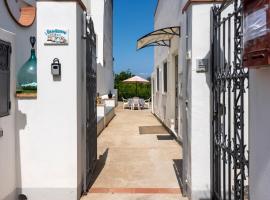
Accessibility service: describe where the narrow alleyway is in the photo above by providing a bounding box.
[82,104,187,200]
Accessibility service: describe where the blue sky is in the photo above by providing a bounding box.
[113,0,157,78]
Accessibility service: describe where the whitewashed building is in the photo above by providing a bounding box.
[0,1,36,199]
[0,1,113,200]
[138,1,213,198]
[87,0,114,97]
[0,28,17,200]
[138,0,250,200]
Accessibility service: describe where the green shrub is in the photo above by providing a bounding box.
[115,70,151,100]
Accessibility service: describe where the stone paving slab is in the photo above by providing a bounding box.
[81,194,188,200]
[82,103,185,199]
[91,161,180,188]
[100,148,181,164]
[98,135,180,150]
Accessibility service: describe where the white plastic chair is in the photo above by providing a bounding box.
[122,97,130,109]
[144,98,151,109]
[132,97,141,110]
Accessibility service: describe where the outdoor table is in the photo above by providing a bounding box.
[128,98,146,109]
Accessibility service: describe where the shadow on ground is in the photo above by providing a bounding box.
[173,159,184,195]
[157,135,174,140]
[88,148,109,190]
[139,125,167,135]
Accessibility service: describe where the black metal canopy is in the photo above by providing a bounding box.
[137,26,180,50]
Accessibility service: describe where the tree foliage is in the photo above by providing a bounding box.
[114,70,151,100]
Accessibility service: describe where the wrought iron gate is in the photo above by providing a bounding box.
[211,0,249,199]
[85,17,97,189]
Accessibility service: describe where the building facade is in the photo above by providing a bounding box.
[144,0,249,200]
[0,1,36,199]
[0,1,113,200]
[152,0,182,140]
[0,28,17,200]
[149,1,212,198]
[89,0,114,96]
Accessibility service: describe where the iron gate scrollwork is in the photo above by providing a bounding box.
[85,17,97,189]
[211,0,249,200]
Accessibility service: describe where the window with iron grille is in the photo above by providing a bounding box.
[0,40,11,117]
[163,62,167,92]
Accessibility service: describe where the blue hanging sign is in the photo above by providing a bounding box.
[44,29,69,45]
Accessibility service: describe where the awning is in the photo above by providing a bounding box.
[137,26,180,50]
[123,76,150,84]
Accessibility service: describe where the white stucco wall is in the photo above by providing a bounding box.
[189,5,212,199]
[102,0,114,95]
[249,68,270,200]
[90,0,114,96]
[153,1,213,199]
[0,29,17,200]
[96,62,114,96]
[16,2,85,200]
[180,7,192,197]
[155,0,183,30]
[0,1,36,72]
[154,0,182,138]
[90,0,104,66]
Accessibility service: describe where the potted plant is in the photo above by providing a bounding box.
[108,91,113,99]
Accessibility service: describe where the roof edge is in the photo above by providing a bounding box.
[182,0,223,13]
[154,0,160,17]
[38,0,87,11]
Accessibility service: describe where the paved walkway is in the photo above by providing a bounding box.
[81,104,187,200]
